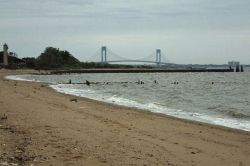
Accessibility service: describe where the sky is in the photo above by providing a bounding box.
[1,0,250,64]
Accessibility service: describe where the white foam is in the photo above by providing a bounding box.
[50,84,105,101]
[5,75,42,82]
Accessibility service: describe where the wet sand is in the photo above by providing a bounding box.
[0,69,250,166]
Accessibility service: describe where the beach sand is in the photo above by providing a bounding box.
[0,69,250,166]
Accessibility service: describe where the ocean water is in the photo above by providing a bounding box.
[7,68,250,131]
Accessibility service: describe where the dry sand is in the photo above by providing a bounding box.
[0,69,250,166]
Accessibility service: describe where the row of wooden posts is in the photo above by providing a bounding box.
[235,65,244,72]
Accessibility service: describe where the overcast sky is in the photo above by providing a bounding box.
[1,0,250,64]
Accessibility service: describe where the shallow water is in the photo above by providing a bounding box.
[7,68,250,131]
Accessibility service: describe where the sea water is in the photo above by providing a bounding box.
[7,68,250,131]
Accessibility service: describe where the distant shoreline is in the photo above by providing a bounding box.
[50,68,234,74]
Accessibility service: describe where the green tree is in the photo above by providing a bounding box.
[36,47,80,69]
[22,57,37,68]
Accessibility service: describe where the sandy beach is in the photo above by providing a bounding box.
[0,69,250,166]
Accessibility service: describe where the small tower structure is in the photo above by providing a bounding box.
[3,43,9,66]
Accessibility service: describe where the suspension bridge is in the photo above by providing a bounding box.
[50,46,235,74]
[87,46,171,66]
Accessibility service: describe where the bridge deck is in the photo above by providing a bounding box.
[106,60,165,64]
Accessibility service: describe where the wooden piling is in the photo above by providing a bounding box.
[241,65,244,72]
[236,65,240,72]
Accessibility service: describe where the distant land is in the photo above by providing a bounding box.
[1,46,249,70]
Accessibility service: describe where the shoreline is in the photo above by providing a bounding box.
[50,68,234,74]
[8,72,250,133]
[50,84,248,134]
[51,86,250,135]
[1,69,250,166]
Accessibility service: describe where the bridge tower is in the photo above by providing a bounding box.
[156,49,161,66]
[101,46,107,63]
